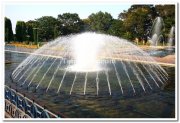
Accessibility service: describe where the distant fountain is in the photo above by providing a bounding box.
[11,32,168,95]
[167,26,175,47]
[150,17,165,46]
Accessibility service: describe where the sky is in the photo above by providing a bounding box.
[5,3,131,33]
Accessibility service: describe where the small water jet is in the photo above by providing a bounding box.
[167,26,175,48]
[150,17,165,46]
[11,32,168,95]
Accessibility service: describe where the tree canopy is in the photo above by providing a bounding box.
[15,21,26,42]
[57,13,83,35]
[118,5,157,40]
[107,19,124,37]
[35,16,58,41]
[5,17,14,42]
[5,4,175,44]
[26,20,38,42]
[88,11,113,33]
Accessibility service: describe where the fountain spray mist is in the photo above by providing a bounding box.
[12,32,168,95]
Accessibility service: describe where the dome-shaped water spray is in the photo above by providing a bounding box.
[12,32,168,95]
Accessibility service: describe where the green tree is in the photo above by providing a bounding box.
[5,17,14,43]
[88,11,113,33]
[26,20,38,42]
[15,21,26,42]
[57,13,83,35]
[155,5,175,19]
[118,5,157,40]
[36,16,58,41]
[107,19,124,37]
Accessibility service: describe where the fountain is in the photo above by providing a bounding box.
[167,26,175,47]
[11,32,168,95]
[150,17,165,46]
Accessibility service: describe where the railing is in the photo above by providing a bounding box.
[5,85,64,118]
